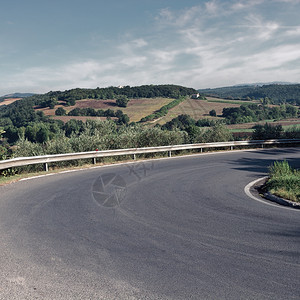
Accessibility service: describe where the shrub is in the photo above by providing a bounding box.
[252,123,283,140]
[116,95,129,107]
[266,161,300,202]
[209,109,217,117]
[201,124,233,143]
[55,107,66,116]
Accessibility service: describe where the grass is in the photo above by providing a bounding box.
[283,124,300,130]
[266,161,300,202]
[229,128,254,133]
[153,97,242,125]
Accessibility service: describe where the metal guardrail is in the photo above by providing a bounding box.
[0,139,299,172]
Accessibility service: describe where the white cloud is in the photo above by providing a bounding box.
[274,0,300,3]
[119,56,147,67]
[243,14,280,40]
[231,0,264,11]
[1,0,300,95]
[286,27,300,35]
[247,44,300,70]
[205,0,218,14]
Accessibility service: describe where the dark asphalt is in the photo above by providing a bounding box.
[0,148,299,299]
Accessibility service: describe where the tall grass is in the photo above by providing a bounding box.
[267,161,300,202]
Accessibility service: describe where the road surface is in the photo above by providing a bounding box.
[0,148,299,299]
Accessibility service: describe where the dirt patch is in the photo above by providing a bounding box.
[0,98,22,106]
[75,99,116,109]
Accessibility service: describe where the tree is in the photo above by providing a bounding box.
[252,123,283,140]
[66,98,76,106]
[0,127,5,140]
[64,119,84,137]
[55,107,67,116]
[3,126,19,144]
[202,124,233,142]
[116,95,129,107]
[186,125,202,143]
[117,114,130,125]
[209,109,217,117]
[36,127,50,143]
[115,110,124,118]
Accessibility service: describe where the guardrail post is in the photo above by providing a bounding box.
[93,157,97,164]
[200,148,202,153]
[133,154,136,160]
[230,146,233,150]
[44,162,48,172]
[168,151,172,157]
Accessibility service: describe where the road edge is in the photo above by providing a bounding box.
[244,177,300,210]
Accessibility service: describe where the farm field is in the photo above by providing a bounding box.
[38,97,174,123]
[36,96,299,129]
[0,98,22,106]
[152,97,245,125]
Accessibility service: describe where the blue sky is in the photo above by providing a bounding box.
[1,0,300,95]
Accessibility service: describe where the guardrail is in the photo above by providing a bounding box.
[0,139,299,172]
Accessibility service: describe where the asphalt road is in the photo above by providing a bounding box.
[0,148,299,299]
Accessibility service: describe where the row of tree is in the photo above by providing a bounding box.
[140,97,186,122]
[222,104,298,124]
[62,107,130,125]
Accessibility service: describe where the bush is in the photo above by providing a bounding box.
[116,95,129,107]
[252,123,283,140]
[266,161,300,202]
[55,107,66,116]
[201,124,233,143]
[209,109,216,117]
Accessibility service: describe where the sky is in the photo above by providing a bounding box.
[0,0,300,95]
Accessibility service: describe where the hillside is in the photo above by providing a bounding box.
[0,93,35,102]
[0,83,299,148]
[0,84,197,130]
[38,97,175,123]
[198,84,300,105]
[0,93,35,99]
[0,93,36,106]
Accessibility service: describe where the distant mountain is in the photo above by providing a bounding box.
[198,83,300,105]
[0,92,35,98]
[233,81,298,87]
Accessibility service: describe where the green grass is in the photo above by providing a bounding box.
[229,128,254,133]
[266,161,300,202]
[283,124,300,130]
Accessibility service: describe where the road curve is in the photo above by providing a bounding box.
[0,148,299,299]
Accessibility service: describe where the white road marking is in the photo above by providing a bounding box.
[244,177,298,211]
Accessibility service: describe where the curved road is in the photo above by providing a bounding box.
[0,148,299,299]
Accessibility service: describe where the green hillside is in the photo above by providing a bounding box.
[199,84,300,105]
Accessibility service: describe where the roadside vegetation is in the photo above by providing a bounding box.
[266,161,300,202]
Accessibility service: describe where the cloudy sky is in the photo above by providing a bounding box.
[1,0,299,95]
